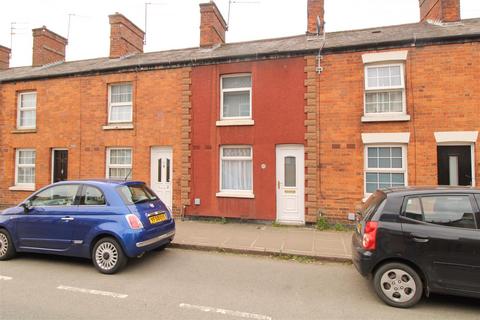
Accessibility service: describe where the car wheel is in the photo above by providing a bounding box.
[92,237,127,274]
[373,262,423,308]
[0,229,16,261]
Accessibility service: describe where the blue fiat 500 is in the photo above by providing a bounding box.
[0,180,175,274]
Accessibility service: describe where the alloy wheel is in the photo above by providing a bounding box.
[95,241,119,271]
[0,233,8,257]
[380,268,417,303]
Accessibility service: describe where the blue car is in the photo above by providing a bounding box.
[0,180,175,274]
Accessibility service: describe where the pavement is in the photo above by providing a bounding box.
[1,250,479,320]
[171,219,353,262]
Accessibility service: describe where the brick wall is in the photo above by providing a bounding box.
[199,2,227,47]
[32,27,67,67]
[315,42,480,221]
[419,0,460,22]
[109,13,145,58]
[0,68,188,214]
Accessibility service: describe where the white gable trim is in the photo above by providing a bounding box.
[362,51,409,64]
[362,132,410,144]
[434,131,479,143]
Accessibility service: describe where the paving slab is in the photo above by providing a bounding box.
[172,220,353,262]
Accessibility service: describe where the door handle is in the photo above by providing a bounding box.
[61,216,74,222]
[277,181,280,189]
[411,234,429,243]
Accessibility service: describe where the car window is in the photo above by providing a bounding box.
[118,184,158,205]
[404,197,423,221]
[30,185,79,207]
[83,186,106,206]
[359,191,386,220]
[422,196,476,229]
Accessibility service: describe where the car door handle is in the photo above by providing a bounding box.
[61,216,75,222]
[411,234,429,243]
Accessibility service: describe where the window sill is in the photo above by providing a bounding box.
[361,114,411,123]
[102,123,134,130]
[9,185,35,191]
[11,129,37,134]
[216,119,254,127]
[216,192,255,199]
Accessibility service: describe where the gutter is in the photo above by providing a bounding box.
[1,32,480,84]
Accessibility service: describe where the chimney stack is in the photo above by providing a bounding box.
[32,26,68,67]
[307,0,325,35]
[419,0,461,22]
[199,1,228,47]
[0,45,11,70]
[109,13,145,59]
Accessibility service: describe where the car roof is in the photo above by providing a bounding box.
[51,179,145,187]
[380,186,480,197]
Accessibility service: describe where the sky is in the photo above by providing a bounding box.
[1,0,479,67]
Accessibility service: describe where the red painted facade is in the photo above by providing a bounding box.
[189,58,306,220]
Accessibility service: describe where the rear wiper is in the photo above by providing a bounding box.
[133,198,150,204]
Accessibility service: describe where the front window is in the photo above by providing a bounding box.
[220,146,253,192]
[365,146,406,195]
[30,185,79,207]
[17,92,37,129]
[364,64,405,114]
[108,83,132,123]
[107,148,132,180]
[15,149,36,187]
[118,184,158,205]
[221,74,252,119]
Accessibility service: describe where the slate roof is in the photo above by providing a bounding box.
[1,18,479,83]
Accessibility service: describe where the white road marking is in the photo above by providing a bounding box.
[0,275,13,281]
[57,285,128,299]
[179,303,272,320]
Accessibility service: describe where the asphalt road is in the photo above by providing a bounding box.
[0,249,479,320]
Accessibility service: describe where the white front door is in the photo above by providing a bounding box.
[151,147,173,209]
[276,145,305,224]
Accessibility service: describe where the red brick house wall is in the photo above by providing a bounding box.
[188,58,306,220]
[315,42,480,221]
[0,68,190,213]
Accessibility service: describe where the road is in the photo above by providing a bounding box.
[0,249,479,320]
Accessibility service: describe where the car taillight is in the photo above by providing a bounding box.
[362,221,378,251]
[126,214,144,230]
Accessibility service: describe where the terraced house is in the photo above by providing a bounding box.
[0,0,479,225]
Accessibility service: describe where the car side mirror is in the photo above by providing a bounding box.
[21,201,33,213]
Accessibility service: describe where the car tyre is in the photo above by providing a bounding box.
[0,229,16,261]
[373,262,423,308]
[92,237,127,274]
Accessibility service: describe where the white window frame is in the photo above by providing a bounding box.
[364,144,408,197]
[17,91,37,130]
[217,145,254,198]
[220,74,252,121]
[106,148,133,180]
[14,149,36,189]
[363,63,407,119]
[108,83,133,124]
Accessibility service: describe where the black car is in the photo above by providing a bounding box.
[352,187,480,308]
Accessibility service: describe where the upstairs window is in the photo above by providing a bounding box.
[364,64,405,114]
[17,92,37,129]
[107,148,132,180]
[108,83,132,123]
[221,74,252,120]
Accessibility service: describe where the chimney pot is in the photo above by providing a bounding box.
[0,45,11,70]
[109,13,145,59]
[307,0,325,35]
[32,26,68,67]
[419,0,461,22]
[199,1,228,47]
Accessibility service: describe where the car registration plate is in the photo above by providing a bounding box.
[149,212,167,224]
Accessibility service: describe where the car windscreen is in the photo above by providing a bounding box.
[118,184,158,205]
[359,191,386,221]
